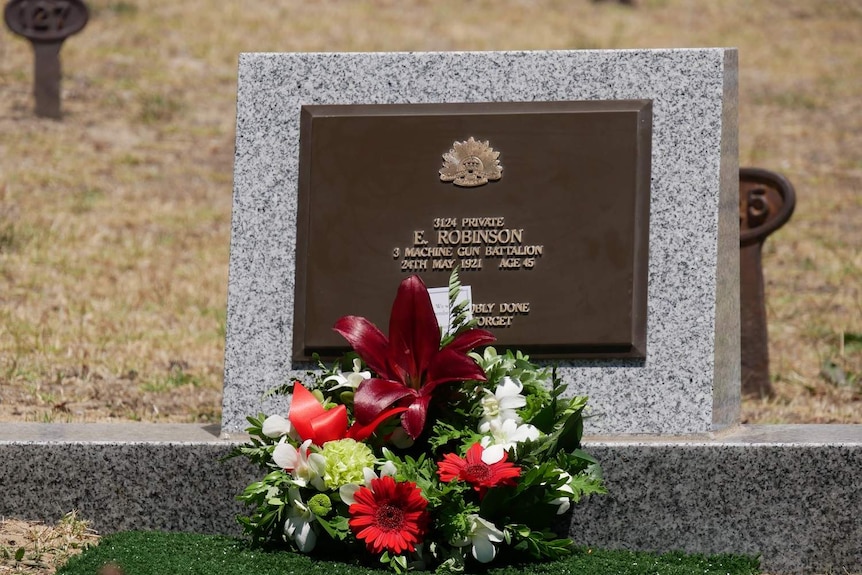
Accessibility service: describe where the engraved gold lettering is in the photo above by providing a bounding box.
[433,218,457,229]
[397,217,540,274]
[499,302,531,314]
[456,246,481,257]
[437,229,524,245]
[484,245,544,257]
[476,316,514,328]
[461,216,505,228]
[460,258,483,271]
[401,259,428,272]
[471,303,495,314]
[403,246,453,258]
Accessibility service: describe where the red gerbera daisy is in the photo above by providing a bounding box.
[348,475,429,555]
[437,443,521,497]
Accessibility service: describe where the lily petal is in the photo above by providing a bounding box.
[387,275,440,386]
[423,347,487,395]
[332,275,494,440]
[333,316,391,378]
[353,378,415,424]
[447,328,496,353]
[401,394,433,439]
[347,406,408,441]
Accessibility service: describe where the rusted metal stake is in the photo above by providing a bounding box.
[4,0,89,119]
[739,168,796,397]
[32,40,63,118]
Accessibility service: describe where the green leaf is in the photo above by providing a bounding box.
[15,547,25,562]
[315,515,349,540]
[530,402,556,433]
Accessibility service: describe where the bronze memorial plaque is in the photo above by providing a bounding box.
[293,101,651,360]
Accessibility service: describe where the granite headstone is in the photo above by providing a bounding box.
[223,49,739,437]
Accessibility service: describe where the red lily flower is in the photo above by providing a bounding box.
[288,382,407,446]
[333,275,495,439]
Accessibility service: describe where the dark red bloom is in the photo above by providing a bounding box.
[348,476,429,555]
[437,443,521,497]
[333,275,494,439]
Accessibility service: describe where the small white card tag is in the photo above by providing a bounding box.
[427,285,473,334]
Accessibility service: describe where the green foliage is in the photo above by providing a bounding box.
[440,267,479,348]
[223,414,277,467]
[56,532,761,575]
[235,469,292,545]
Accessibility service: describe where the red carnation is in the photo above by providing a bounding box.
[348,475,429,555]
[437,443,521,497]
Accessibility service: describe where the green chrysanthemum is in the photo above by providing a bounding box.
[319,438,376,489]
[308,493,332,517]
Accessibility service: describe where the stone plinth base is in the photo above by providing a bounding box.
[1,423,858,574]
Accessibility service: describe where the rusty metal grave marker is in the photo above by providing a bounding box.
[4,0,89,119]
[739,167,796,397]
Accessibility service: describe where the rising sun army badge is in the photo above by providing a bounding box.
[439,137,502,188]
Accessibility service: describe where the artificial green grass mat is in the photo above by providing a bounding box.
[57,531,760,575]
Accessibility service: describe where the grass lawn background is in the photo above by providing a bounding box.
[1,0,860,425]
[55,532,761,575]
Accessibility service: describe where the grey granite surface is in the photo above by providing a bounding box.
[1,442,257,534]
[1,423,858,573]
[576,430,862,574]
[224,49,740,436]
[712,48,741,429]
[0,422,222,442]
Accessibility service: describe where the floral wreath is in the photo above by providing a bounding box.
[233,271,604,572]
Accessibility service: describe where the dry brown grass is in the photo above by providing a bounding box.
[0,512,98,574]
[0,0,860,425]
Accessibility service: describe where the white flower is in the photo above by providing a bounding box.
[323,358,371,391]
[338,461,397,505]
[480,418,540,451]
[389,426,415,449]
[284,487,317,552]
[261,414,298,439]
[272,438,326,490]
[550,471,575,515]
[479,377,527,433]
[452,515,504,563]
